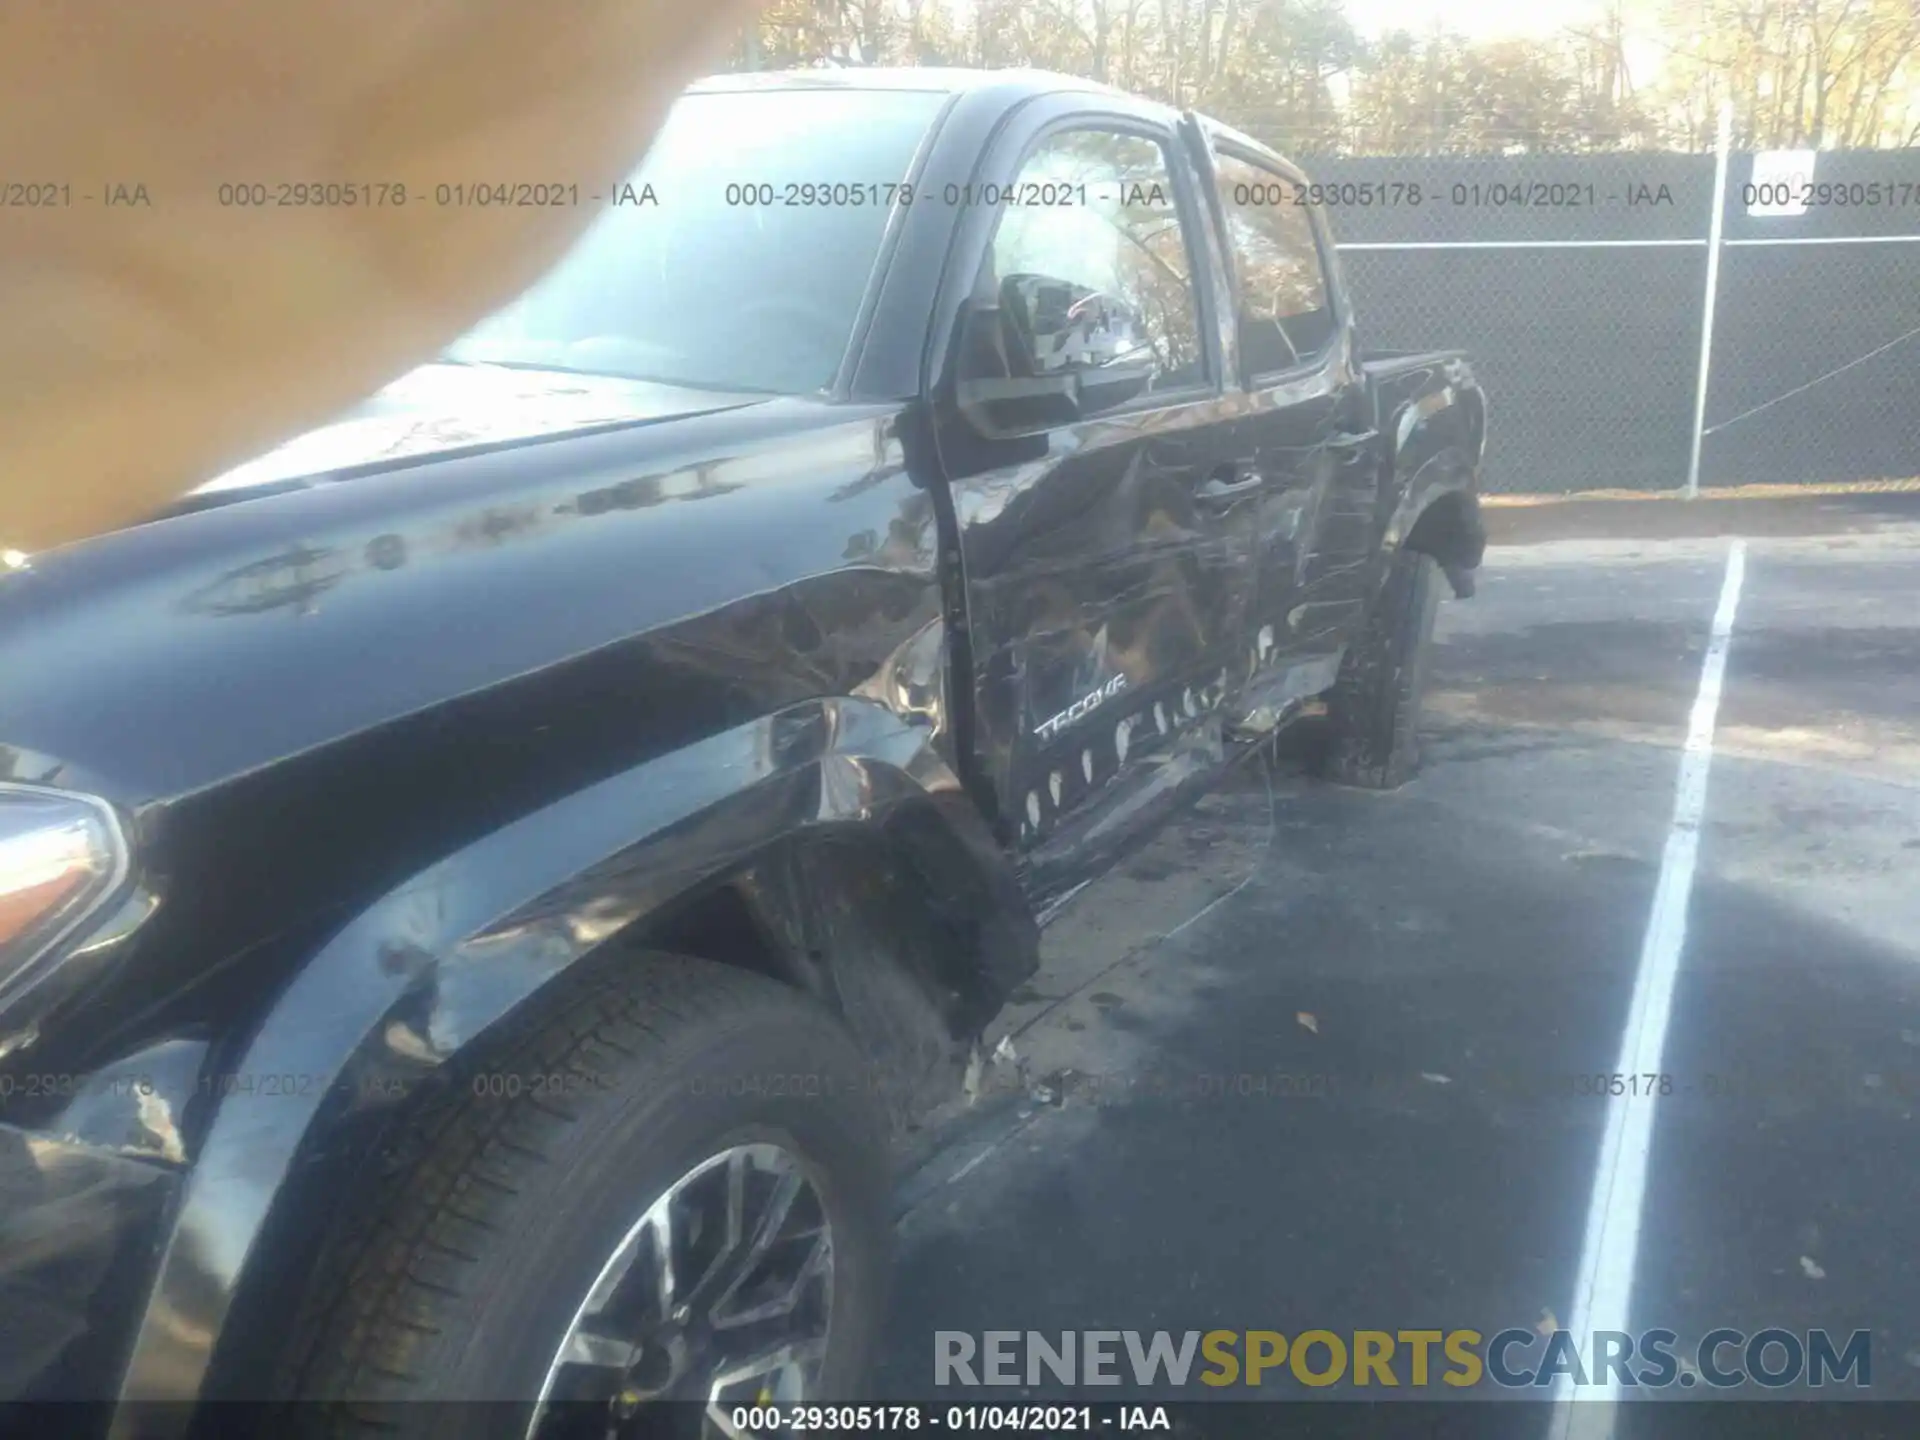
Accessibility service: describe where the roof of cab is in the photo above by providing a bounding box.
[685,66,1294,174]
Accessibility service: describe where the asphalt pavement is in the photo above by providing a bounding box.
[876,496,1920,1432]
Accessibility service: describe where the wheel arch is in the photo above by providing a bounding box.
[109,697,1038,1425]
[1388,447,1487,577]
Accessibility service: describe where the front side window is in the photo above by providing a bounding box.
[1213,151,1338,377]
[970,128,1207,411]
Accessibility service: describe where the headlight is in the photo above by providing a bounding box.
[0,784,129,985]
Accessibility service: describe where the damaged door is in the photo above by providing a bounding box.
[932,111,1254,905]
[1188,130,1380,729]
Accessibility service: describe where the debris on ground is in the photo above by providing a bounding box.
[1031,1069,1071,1107]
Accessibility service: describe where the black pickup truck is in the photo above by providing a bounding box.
[0,67,1484,1438]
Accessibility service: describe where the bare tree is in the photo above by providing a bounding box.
[716,0,1919,153]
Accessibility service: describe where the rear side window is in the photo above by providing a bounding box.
[1212,152,1337,377]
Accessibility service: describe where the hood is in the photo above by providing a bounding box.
[192,362,764,499]
[0,385,921,806]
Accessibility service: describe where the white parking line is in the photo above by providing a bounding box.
[1552,540,1748,1429]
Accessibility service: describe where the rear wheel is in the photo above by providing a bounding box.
[275,953,893,1439]
[1319,546,1443,790]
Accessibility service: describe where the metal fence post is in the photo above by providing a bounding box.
[1685,101,1734,499]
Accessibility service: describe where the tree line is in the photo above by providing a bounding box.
[723,0,1920,153]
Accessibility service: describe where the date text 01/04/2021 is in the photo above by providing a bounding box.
[727,1405,1171,1432]
[211,182,651,209]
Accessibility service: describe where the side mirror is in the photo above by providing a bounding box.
[1076,359,1154,414]
[957,371,1082,435]
[954,302,1080,435]
[953,284,1157,436]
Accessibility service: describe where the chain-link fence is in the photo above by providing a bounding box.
[1293,150,1920,495]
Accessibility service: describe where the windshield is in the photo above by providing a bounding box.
[442,88,946,395]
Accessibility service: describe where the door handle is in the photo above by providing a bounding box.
[1325,428,1379,452]
[1196,464,1263,506]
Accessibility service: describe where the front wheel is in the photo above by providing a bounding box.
[1318,547,1444,790]
[275,954,894,1439]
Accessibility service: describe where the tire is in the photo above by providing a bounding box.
[1319,546,1443,790]
[272,952,894,1439]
